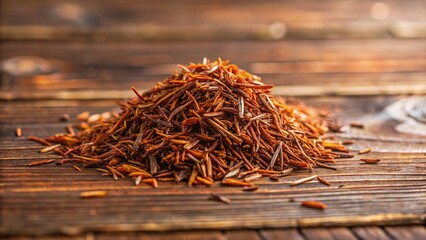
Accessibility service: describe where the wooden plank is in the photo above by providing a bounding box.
[383,226,426,240]
[1,235,87,240]
[260,229,305,240]
[0,163,424,235]
[1,0,426,40]
[3,40,426,64]
[351,226,392,240]
[1,40,426,99]
[0,149,425,236]
[95,231,226,240]
[1,231,225,240]
[326,228,359,240]
[4,226,426,239]
[300,227,357,240]
[3,0,426,27]
[2,40,426,70]
[5,235,89,240]
[224,230,261,240]
[4,227,426,240]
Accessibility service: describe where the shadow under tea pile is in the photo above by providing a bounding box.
[33,59,351,187]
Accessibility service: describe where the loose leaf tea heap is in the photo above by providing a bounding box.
[32,58,351,187]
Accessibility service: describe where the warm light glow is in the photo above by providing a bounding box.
[371,2,391,20]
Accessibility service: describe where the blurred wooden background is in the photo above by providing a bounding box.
[1,0,426,40]
[1,0,426,239]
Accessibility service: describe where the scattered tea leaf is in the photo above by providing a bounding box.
[61,113,70,121]
[80,191,107,198]
[350,122,364,128]
[358,147,372,154]
[360,158,381,164]
[210,193,231,204]
[290,175,318,186]
[39,144,61,153]
[242,186,259,192]
[301,201,327,210]
[28,159,55,167]
[317,176,331,186]
[15,128,22,137]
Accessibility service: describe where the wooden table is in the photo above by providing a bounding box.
[1,0,425,239]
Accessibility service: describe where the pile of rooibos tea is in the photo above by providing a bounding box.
[30,59,352,188]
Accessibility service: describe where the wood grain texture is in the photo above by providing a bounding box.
[0,97,425,236]
[3,235,88,240]
[384,225,426,240]
[95,231,226,240]
[3,227,426,240]
[1,6,426,237]
[1,0,426,40]
[1,40,426,99]
[3,231,226,240]
[351,226,392,240]
[300,227,358,240]
[1,0,426,238]
[260,229,305,240]
[225,230,261,240]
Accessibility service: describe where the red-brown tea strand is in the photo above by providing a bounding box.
[317,176,331,186]
[28,159,55,167]
[242,186,259,192]
[301,201,327,210]
[30,59,353,187]
[360,158,381,164]
[350,122,364,128]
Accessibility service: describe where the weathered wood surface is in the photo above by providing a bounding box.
[1,39,426,100]
[1,4,426,236]
[1,94,425,236]
[4,226,426,240]
[1,0,426,40]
